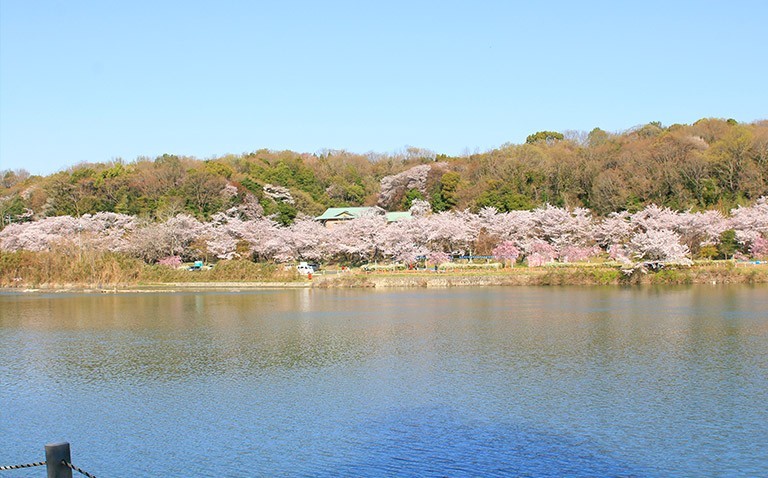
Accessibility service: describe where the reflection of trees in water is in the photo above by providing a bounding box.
[54,330,375,383]
[54,328,375,384]
[10,291,383,383]
[5,287,768,477]
[8,287,768,387]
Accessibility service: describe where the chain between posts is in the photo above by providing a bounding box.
[2,443,97,477]
[62,460,98,478]
[0,461,47,470]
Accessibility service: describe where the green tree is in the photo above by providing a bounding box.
[525,131,564,144]
[717,229,739,259]
[275,201,297,225]
[204,160,234,179]
[0,194,28,228]
[475,181,533,211]
[402,188,424,209]
[431,171,460,211]
[587,128,609,147]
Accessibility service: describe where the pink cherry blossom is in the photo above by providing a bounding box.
[492,241,521,264]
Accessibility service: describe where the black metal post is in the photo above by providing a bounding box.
[45,442,73,478]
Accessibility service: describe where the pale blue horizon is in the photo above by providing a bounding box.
[1,0,767,175]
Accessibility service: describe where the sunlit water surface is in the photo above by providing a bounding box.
[1,286,767,477]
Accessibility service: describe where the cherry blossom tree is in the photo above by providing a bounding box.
[260,216,326,263]
[558,245,600,263]
[750,236,768,258]
[427,251,450,266]
[630,204,683,233]
[4,196,768,268]
[392,242,429,265]
[408,199,432,217]
[480,209,537,250]
[238,217,281,260]
[684,210,729,240]
[205,222,240,260]
[79,212,137,252]
[531,205,595,250]
[423,210,479,256]
[524,240,557,267]
[607,243,632,264]
[158,256,183,268]
[492,241,521,266]
[127,214,206,263]
[379,219,425,264]
[595,211,633,247]
[0,216,80,251]
[730,197,768,246]
[0,213,136,252]
[378,164,431,208]
[629,229,692,264]
[326,213,389,263]
[675,210,729,254]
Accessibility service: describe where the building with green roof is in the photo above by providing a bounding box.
[316,207,412,228]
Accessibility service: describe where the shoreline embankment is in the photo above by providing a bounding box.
[3,262,767,294]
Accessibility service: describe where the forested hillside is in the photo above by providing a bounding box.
[2,118,767,227]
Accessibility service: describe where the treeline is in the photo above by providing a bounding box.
[2,118,767,226]
[2,201,766,266]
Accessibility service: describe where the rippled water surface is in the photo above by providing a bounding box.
[1,286,767,477]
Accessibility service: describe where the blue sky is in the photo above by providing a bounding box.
[1,1,766,175]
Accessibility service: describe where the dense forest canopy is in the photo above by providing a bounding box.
[2,118,767,227]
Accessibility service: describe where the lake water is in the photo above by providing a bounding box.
[1,286,767,477]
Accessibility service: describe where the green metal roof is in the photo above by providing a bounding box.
[315,207,412,222]
[385,211,413,222]
[315,207,378,221]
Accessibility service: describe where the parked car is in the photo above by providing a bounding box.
[188,260,211,271]
[296,262,314,275]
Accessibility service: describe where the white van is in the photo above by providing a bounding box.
[296,262,314,275]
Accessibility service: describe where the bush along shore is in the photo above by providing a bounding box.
[2,251,767,291]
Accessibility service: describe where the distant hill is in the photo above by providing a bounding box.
[2,118,767,227]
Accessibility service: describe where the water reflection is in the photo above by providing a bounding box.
[1,286,767,477]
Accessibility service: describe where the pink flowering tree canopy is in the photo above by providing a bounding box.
[492,241,520,265]
[3,197,768,266]
[629,229,692,264]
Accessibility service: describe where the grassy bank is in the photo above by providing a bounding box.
[2,251,767,290]
[316,262,768,288]
[0,251,296,288]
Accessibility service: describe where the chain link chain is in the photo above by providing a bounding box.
[0,461,46,470]
[62,460,98,478]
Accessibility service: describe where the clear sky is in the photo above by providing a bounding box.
[1,0,766,175]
